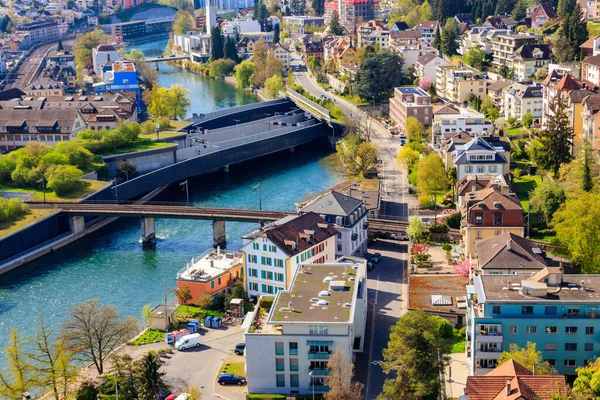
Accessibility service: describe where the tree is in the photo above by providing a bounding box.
[264,74,284,97]
[511,0,527,19]
[324,347,363,400]
[452,259,472,277]
[464,46,484,68]
[116,161,138,182]
[397,146,421,172]
[561,2,587,60]
[57,39,64,52]
[147,85,191,120]
[534,66,548,82]
[379,310,451,400]
[141,304,152,326]
[581,139,595,192]
[61,299,138,375]
[173,286,193,308]
[522,112,534,127]
[498,342,557,375]
[553,193,600,273]
[552,36,574,63]
[495,0,513,14]
[197,292,213,308]
[406,216,425,242]
[54,141,93,170]
[441,18,459,57]
[76,382,99,400]
[273,23,280,43]
[529,180,566,224]
[209,58,236,77]
[420,0,433,20]
[405,117,425,143]
[136,353,168,400]
[536,92,574,176]
[573,358,600,397]
[210,26,224,60]
[356,51,404,102]
[558,0,571,18]
[0,330,36,400]
[73,29,110,82]
[223,37,239,62]
[236,61,255,88]
[432,25,441,51]
[45,165,83,196]
[329,10,343,35]
[173,10,193,34]
[312,0,325,15]
[416,153,448,201]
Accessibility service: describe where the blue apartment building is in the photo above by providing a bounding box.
[467,268,600,375]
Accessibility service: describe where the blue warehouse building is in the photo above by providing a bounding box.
[467,267,600,375]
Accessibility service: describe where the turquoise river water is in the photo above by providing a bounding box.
[0,39,345,353]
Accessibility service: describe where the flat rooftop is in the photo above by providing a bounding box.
[176,249,243,282]
[409,275,468,315]
[269,258,364,323]
[396,86,429,96]
[476,274,600,303]
[113,61,136,72]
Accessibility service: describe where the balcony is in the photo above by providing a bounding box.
[308,352,331,359]
[309,368,330,376]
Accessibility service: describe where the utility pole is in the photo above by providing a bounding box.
[180,179,189,205]
[253,183,262,210]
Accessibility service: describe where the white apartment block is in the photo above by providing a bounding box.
[432,109,493,144]
[298,191,368,259]
[242,212,337,299]
[245,257,367,395]
[503,82,543,121]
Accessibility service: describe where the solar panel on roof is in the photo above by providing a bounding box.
[431,295,452,306]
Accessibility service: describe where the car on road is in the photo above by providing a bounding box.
[367,260,375,271]
[390,232,409,241]
[218,374,247,385]
[235,343,246,355]
[175,333,202,351]
[321,94,327,100]
[371,253,382,263]
[295,66,300,72]
[399,139,407,146]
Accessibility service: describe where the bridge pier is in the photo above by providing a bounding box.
[213,219,226,248]
[70,215,86,235]
[141,217,156,244]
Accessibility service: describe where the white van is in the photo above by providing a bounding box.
[175,333,202,351]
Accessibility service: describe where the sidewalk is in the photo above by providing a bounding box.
[445,352,469,399]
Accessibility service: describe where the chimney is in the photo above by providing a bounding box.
[505,380,511,396]
[533,362,537,376]
[507,239,512,251]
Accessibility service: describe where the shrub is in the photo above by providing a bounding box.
[513,168,522,179]
[444,212,461,229]
[157,116,172,130]
[0,197,29,222]
[429,223,449,234]
[38,151,70,172]
[258,297,274,311]
[45,165,83,196]
[209,58,236,77]
[76,382,99,400]
[442,243,453,252]
[11,165,43,187]
[0,156,16,184]
[53,141,94,170]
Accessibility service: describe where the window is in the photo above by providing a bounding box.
[337,233,342,239]
[568,307,580,316]
[509,326,518,334]
[249,268,258,277]
[586,327,595,335]
[585,343,594,351]
[249,282,258,291]
[545,306,557,315]
[525,326,537,334]
[290,374,299,387]
[547,359,556,366]
[565,326,578,334]
[276,374,285,387]
[489,165,497,173]
[474,212,484,225]
[275,273,284,282]
[546,326,557,334]
[477,166,485,173]
[493,213,503,226]
[309,325,328,335]
[290,358,298,371]
[565,343,577,351]
[522,306,533,315]
[275,342,284,355]
[211,280,215,289]
[492,306,501,314]
[544,342,557,351]
[217,277,221,285]
[565,360,577,367]
[289,342,298,355]
[263,244,267,251]
[252,243,259,250]
[276,358,285,371]
[337,244,342,252]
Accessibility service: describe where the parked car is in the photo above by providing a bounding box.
[175,333,202,351]
[218,374,247,385]
[399,138,407,146]
[371,253,382,263]
[390,232,409,241]
[235,343,246,355]
[367,261,375,271]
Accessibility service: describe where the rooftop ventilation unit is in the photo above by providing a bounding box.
[343,303,352,307]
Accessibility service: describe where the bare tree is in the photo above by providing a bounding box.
[324,347,363,400]
[0,329,36,400]
[61,299,138,375]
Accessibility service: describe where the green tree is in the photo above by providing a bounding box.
[441,18,459,56]
[511,0,527,20]
[312,0,324,15]
[57,39,64,51]
[405,116,425,143]
[522,112,534,127]
[61,299,138,375]
[558,0,571,18]
[136,353,168,400]
[264,74,284,97]
[397,146,421,172]
[273,23,280,43]
[406,216,426,242]
[561,2,587,60]
[53,141,93,170]
[235,61,255,88]
[573,358,600,398]
[210,26,224,60]
[141,304,152,326]
[581,139,595,192]
[76,382,99,400]
[553,193,600,273]
[536,92,574,176]
[226,283,252,312]
[498,342,557,375]
[209,58,236,77]
[416,153,448,202]
[329,10,343,35]
[495,0,513,14]
[463,46,484,68]
[534,66,548,82]
[116,161,138,181]
[223,36,239,62]
[432,25,441,51]
[324,347,363,400]
[0,156,16,184]
[379,310,451,400]
[73,29,110,82]
[0,330,36,400]
[147,85,191,120]
[173,10,193,34]
[45,165,83,196]
[529,180,566,223]
[356,51,404,102]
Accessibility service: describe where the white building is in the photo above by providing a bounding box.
[244,257,367,395]
[392,45,437,74]
[92,44,120,76]
[241,212,337,300]
[174,33,211,54]
[415,52,451,84]
[452,137,509,180]
[503,82,543,121]
[298,191,368,258]
[432,108,493,145]
[222,18,261,36]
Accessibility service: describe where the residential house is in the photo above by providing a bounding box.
[433,108,493,146]
[455,174,509,209]
[336,45,357,69]
[47,50,75,68]
[436,66,487,104]
[464,360,567,399]
[491,33,542,69]
[395,46,438,74]
[459,27,511,56]
[390,30,422,46]
[92,44,120,76]
[389,86,432,134]
[366,30,390,50]
[512,44,550,81]
[298,191,368,258]
[175,249,244,304]
[530,3,557,29]
[580,35,600,59]
[15,19,59,47]
[324,37,349,62]
[467,270,600,375]
[481,15,518,30]
[244,257,367,394]
[282,16,324,34]
[23,77,64,96]
[0,109,86,151]
[581,54,600,86]
[414,20,438,45]
[304,40,323,59]
[268,42,291,70]
[415,52,451,84]
[503,82,543,121]
[241,212,337,299]
[581,94,600,152]
[461,184,523,257]
[486,80,512,111]
[357,20,385,47]
[475,232,552,274]
[237,37,256,55]
[389,21,409,36]
[548,63,581,79]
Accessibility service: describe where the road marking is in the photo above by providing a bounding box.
[375,274,380,305]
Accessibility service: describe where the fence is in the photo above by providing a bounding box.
[285,87,330,121]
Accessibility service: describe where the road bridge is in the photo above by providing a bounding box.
[141,55,190,62]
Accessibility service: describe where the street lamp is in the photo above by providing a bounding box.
[252,183,262,210]
[309,370,314,400]
[155,123,160,139]
[180,179,189,205]
[37,177,46,203]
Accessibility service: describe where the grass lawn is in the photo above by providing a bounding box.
[140,131,187,140]
[175,305,225,322]
[0,180,110,202]
[101,141,176,156]
[129,328,165,346]
[451,328,466,354]
[506,127,526,136]
[168,120,193,131]
[0,208,56,238]
[589,22,600,37]
[218,361,246,377]
[513,175,542,209]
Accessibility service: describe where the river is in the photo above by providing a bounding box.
[0,40,345,354]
